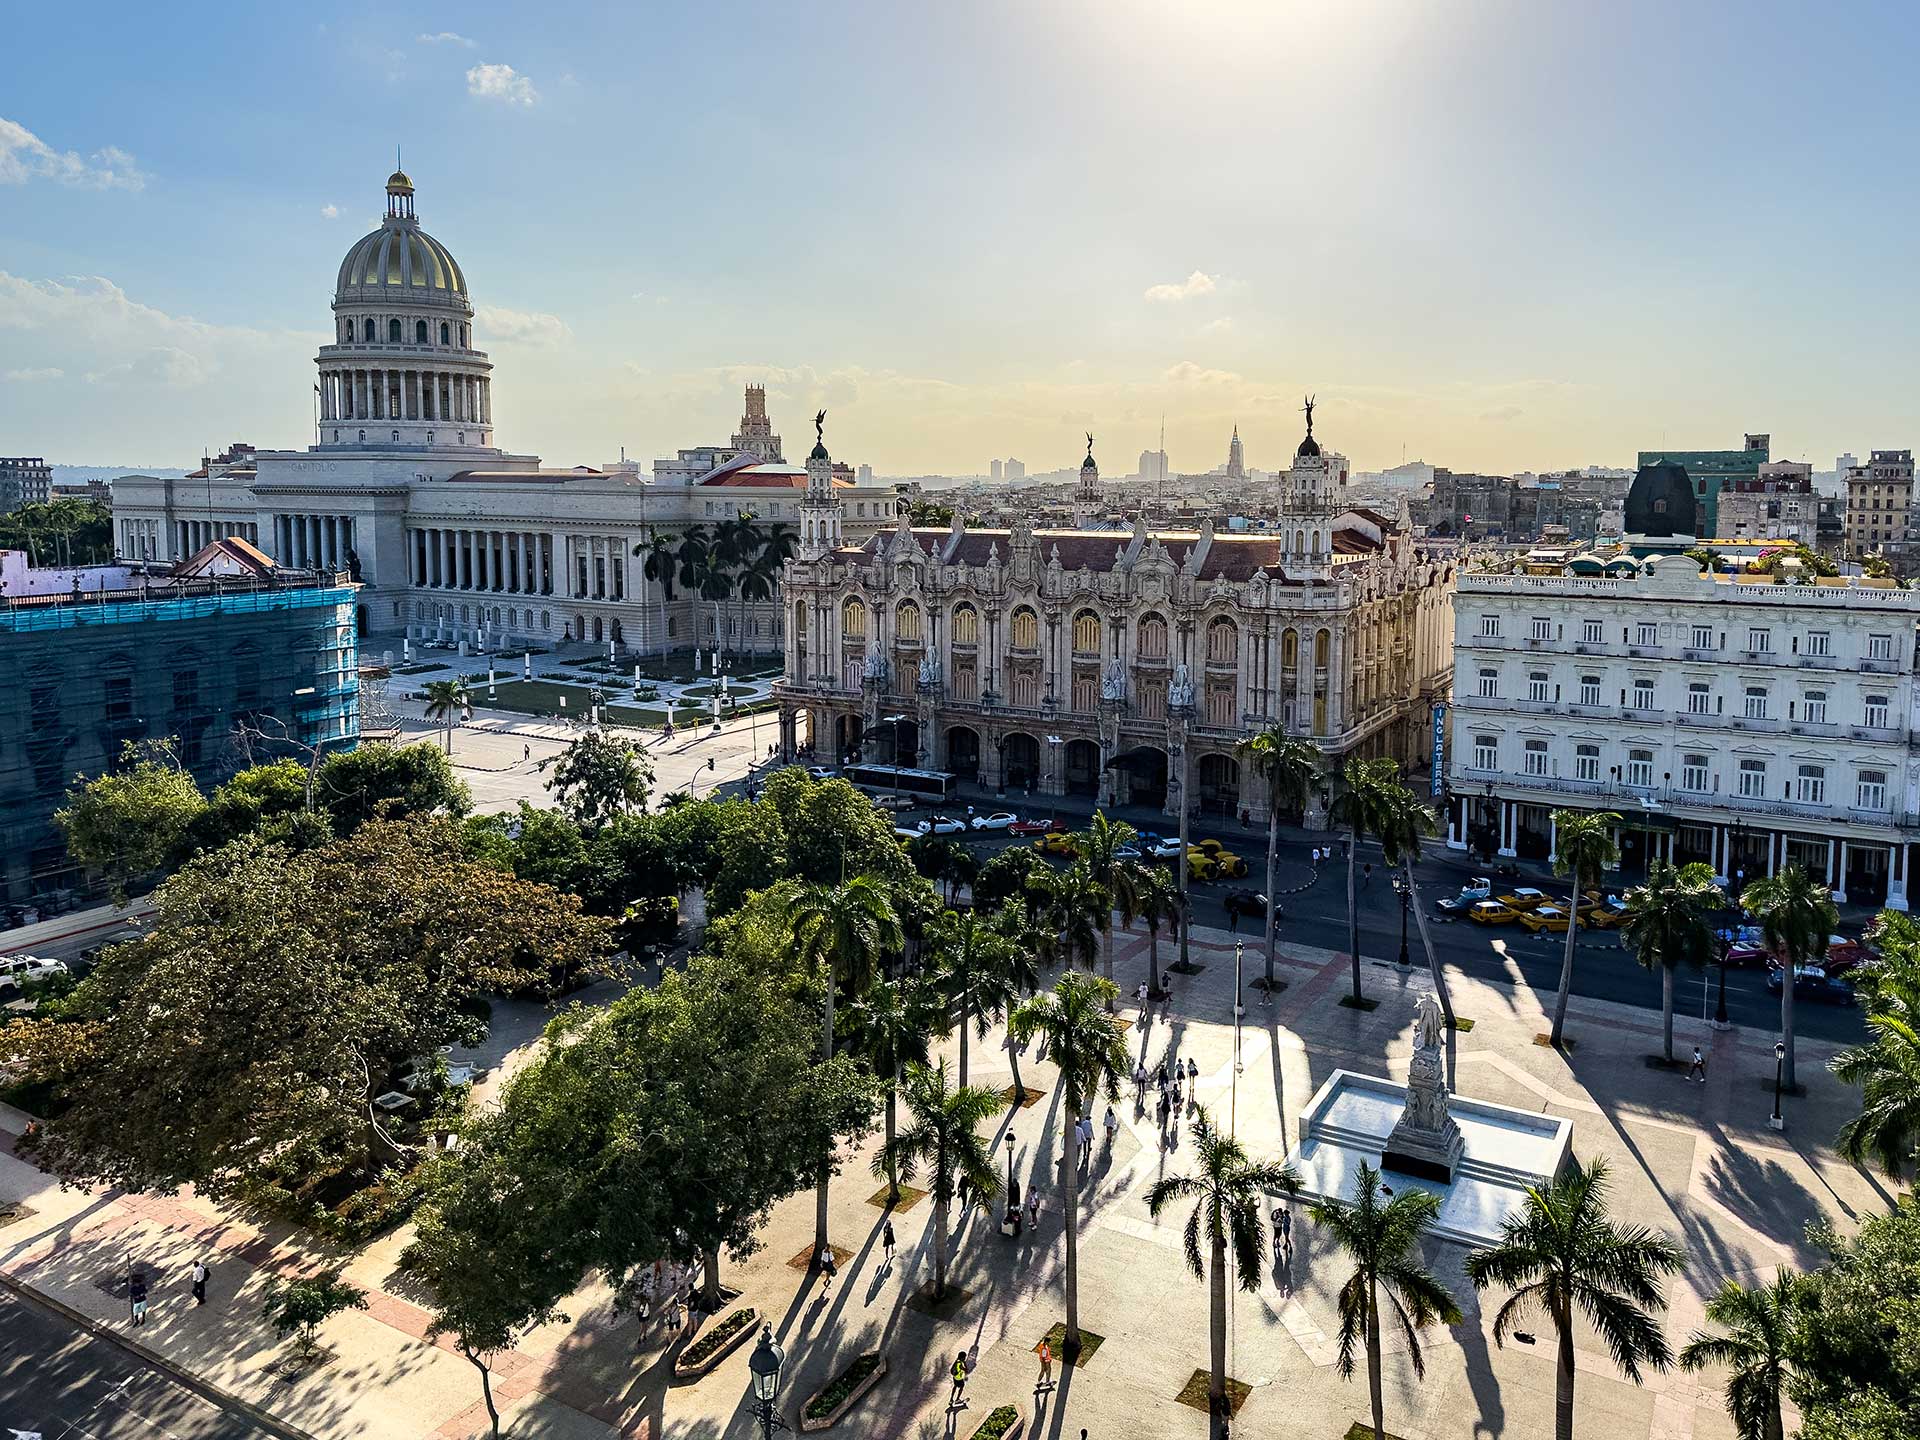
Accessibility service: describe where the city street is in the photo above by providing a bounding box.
[0,1287,272,1440]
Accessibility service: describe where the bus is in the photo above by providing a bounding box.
[844,763,956,803]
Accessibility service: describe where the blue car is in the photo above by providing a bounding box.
[1764,965,1854,1005]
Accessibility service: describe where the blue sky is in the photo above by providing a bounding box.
[3,0,1917,476]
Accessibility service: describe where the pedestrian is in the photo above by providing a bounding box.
[1363,861,1373,888]
[950,1350,969,1407]
[818,1244,837,1296]
[1025,1188,1041,1233]
[1311,845,1320,867]
[1103,1104,1118,1149]
[1135,980,1149,1010]
[1687,1046,1707,1083]
[1278,1203,1293,1254]
[1228,905,1240,934]
[1133,1060,1148,1103]
[1037,1336,1054,1390]
[1156,1089,1169,1127]
[1156,1061,1168,1092]
[636,1269,655,1325]
[191,1258,208,1306]
[128,1269,148,1326]
[883,1218,896,1266]
[1186,1057,1199,1089]
[967,804,976,820]
[1171,1071,1183,1109]
[523,742,531,762]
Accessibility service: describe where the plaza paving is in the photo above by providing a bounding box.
[0,917,1898,1440]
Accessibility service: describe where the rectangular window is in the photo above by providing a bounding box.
[1531,616,1552,641]
[1681,754,1709,792]
[1738,759,1766,798]
[1796,764,1826,805]
[1575,744,1600,782]
[1627,751,1654,787]
[1479,614,1501,638]
[1687,683,1710,715]
[1868,633,1894,660]
[1857,771,1888,811]
[1528,672,1549,703]
[1632,679,1655,710]
[1524,740,1549,777]
[1743,687,1768,719]
[103,675,133,721]
[1477,668,1499,699]
[1865,694,1889,728]
[1635,623,1658,647]
[1747,627,1772,653]
[1690,624,1713,650]
[1806,630,1831,656]
[1803,691,1827,724]
[1578,676,1601,707]
[1473,735,1498,771]
[1581,619,1603,644]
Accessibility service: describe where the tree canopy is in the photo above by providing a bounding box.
[538,729,654,827]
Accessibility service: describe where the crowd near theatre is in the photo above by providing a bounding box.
[108,170,907,656]
[1449,460,1920,909]
[775,408,1458,823]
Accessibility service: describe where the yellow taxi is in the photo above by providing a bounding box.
[1195,839,1250,879]
[1185,848,1219,882]
[1579,893,1628,929]
[1033,831,1078,857]
[1496,887,1548,913]
[1518,904,1571,933]
[1467,900,1520,925]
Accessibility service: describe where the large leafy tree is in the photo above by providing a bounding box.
[1621,859,1723,1064]
[1070,811,1138,1002]
[0,496,113,565]
[1740,865,1837,1090]
[1548,810,1621,1046]
[56,738,209,899]
[846,975,942,1204]
[1237,729,1321,993]
[1466,1158,1685,1440]
[872,1061,1002,1300]
[9,818,610,1203]
[1832,924,1920,1175]
[1680,1272,1802,1440]
[315,742,470,833]
[1149,1105,1300,1435]
[1010,972,1127,1357]
[1786,1191,1920,1440]
[1309,1162,1461,1440]
[538,729,653,827]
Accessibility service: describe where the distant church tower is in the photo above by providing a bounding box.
[798,410,843,559]
[1073,433,1102,529]
[1226,424,1245,480]
[732,384,783,462]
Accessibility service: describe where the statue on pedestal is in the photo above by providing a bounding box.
[1168,662,1195,710]
[1383,992,1464,1182]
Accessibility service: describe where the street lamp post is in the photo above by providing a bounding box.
[1712,958,1730,1030]
[1004,1132,1017,1229]
[1769,1040,1786,1130]
[746,1324,789,1439]
[1045,734,1063,825]
[1392,873,1411,970]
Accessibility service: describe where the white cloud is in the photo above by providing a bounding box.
[417,31,476,47]
[86,347,208,388]
[467,63,538,106]
[320,203,339,219]
[3,366,63,381]
[0,117,146,191]
[1143,270,1217,303]
[474,305,571,346]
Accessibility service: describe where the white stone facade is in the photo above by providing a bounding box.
[1447,556,1920,907]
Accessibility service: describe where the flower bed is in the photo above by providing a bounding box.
[968,1404,1024,1440]
[672,1306,757,1380]
[799,1350,886,1431]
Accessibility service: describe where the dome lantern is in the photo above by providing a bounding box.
[386,168,415,221]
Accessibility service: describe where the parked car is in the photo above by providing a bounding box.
[1033,831,1078,856]
[1579,897,1628,929]
[1823,935,1874,974]
[1141,834,1184,859]
[1497,887,1548,912]
[806,765,836,780]
[927,815,968,836]
[1765,964,1854,1005]
[1185,849,1219,882]
[1194,839,1250,879]
[1436,877,1493,914]
[894,819,933,841]
[1115,843,1143,861]
[969,811,1019,831]
[1223,888,1275,920]
[1518,904,1571,934]
[1466,900,1520,926]
[0,954,68,986]
[1009,817,1063,836]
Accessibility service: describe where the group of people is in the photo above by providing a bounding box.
[121,1257,210,1326]
[1132,1055,1202,1149]
[633,1257,700,1333]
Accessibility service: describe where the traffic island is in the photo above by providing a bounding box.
[0,1200,36,1229]
[671,1305,758,1381]
[799,1350,887,1431]
[1174,1369,1251,1415]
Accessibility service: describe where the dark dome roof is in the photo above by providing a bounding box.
[810,441,830,461]
[1296,434,1322,458]
[1624,461,1698,538]
[1080,453,1098,471]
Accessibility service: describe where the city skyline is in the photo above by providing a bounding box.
[3,2,1918,475]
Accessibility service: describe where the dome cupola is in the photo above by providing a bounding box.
[334,172,470,309]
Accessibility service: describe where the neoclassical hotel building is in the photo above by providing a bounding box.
[109,171,905,653]
[776,420,1457,819]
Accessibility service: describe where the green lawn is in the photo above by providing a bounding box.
[479,679,664,725]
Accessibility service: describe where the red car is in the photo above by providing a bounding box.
[1723,941,1773,969]
[1823,935,1874,975]
[1007,817,1063,836]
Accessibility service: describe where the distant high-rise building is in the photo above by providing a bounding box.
[1837,452,1859,475]
[990,459,1003,482]
[731,384,783,462]
[1226,425,1245,480]
[1136,449,1168,483]
[1005,458,1026,482]
[857,463,874,484]
[0,457,52,513]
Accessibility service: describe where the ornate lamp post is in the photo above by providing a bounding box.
[1169,666,1196,974]
[1769,1040,1787,1131]
[746,1324,789,1438]
[1391,872,1412,970]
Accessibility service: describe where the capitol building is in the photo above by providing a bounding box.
[109,170,906,655]
[776,416,1458,821]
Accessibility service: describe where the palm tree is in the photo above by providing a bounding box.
[1740,865,1837,1091]
[1309,1162,1462,1440]
[1026,858,1107,974]
[780,876,904,1252]
[1466,1158,1685,1440]
[1831,961,1920,1175]
[634,528,678,658]
[1071,811,1139,1003]
[1621,860,1724,1064]
[1328,757,1404,1005]
[1679,1272,1802,1440]
[846,976,942,1205]
[872,1061,1002,1300]
[747,522,798,656]
[976,903,1046,1103]
[1238,729,1322,993]
[1148,1105,1299,1435]
[422,678,470,755]
[1010,972,1128,1356]
[1548,810,1621,1047]
[1125,862,1180,998]
[926,907,1015,1087]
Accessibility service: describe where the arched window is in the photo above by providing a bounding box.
[1072,609,1101,656]
[388,318,402,343]
[460,323,469,346]
[1011,606,1039,650]
[364,318,376,341]
[416,320,428,343]
[896,601,923,642]
[1137,613,1167,658]
[1206,617,1237,664]
[793,599,807,637]
[440,321,450,345]
[1281,628,1298,666]
[951,603,979,645]
[841,598,867,640]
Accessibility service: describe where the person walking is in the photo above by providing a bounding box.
[1037,1336,1054,1391]
[523,742,531,763]
[1186,1057,1199,1093]
[1228,905,1240,934]
[1133,1060,1148,1103]
[882,1218,896,1267]
[128,1269,149,1326]
[818,1245,837,1296]
[1024,1188,1040,1233]
[950,1350,970,1407]
[1687,1045,1707,1083]
[190,1258,208,1307]
[1103,1104,1118,1149]
[1277,1202,1293,1256]
[1135,980,1149,1011]
[1363,861,1373,888]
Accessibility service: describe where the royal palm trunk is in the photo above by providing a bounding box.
[1063,1099,1083,1350]
[1366,1277,1386,1440]
[1264,809,1280,990]
[1347,822,1363,1000]
[1551,874,1581,1043]
[1555,1297,1576,1440]
[1209,1229,1229,1437]
[1780,949,1798,1089]
[1660,964,1676,1063]
[816,980,834,1252]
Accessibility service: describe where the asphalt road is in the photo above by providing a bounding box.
[0,1288,272,1440]
[903,807,1870,1047]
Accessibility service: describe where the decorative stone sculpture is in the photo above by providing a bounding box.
[1168,663,1195,710]
[863,645,887,682]
[1100,658,1126,701]
[1383,992,1464,1182]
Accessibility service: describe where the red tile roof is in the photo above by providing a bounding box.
[850,525,1380,580]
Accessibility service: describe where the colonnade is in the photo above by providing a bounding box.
[274,514,356,572]
[173,519,258,557]
[319,367,491,426]
[409,527,555,596]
